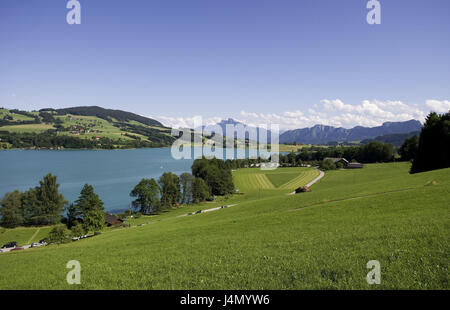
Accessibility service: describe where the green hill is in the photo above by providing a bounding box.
[0,162,448,289]
[0,106,174,149]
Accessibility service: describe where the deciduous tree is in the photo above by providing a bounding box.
[130,178,160,213]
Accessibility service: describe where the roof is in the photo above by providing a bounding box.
[346,162,364,168]
[105,214,123,225]
[324,157,349,164]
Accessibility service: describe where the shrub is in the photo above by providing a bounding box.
[319,159,336,171]
[45,225,70,244]
[70,223,85,238]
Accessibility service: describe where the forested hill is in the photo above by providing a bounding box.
[42,106,166,128]
[0,106,174,150]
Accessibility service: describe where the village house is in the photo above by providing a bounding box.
[324,157,349,166]
[105,214,123,227]
[324,157,363,169]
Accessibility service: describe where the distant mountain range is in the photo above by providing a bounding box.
[200,118,275,143]
[1,105,424,148]
[361,131,420,147]
[279,120,422,144]
[207,118,422,145]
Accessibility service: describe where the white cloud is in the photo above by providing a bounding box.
[152,99,445,130]
[425,100,450,113]
[153,115,222,129]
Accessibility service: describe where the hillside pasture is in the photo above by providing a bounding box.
[0,227,40,246]
[0,109,36,122]
[0,163,448,289]
[0,123,55,133]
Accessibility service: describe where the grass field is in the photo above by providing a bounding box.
[0,162,448,289]
[233,167,319,191]
[0,226,52,246]
[0,109,36,122]
[0,123,55,133]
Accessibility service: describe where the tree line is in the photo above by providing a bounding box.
[0,174,106,235]
[409,111,450,173]
[0,174,67,228]
[0,131,164,149]
[129,157,234,214]
[273,141,395,167]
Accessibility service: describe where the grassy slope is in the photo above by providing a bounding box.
[0,163,448,289]
[0,123,55,133]
[0,109,169,144]
[0,109,36,122]
[0,227,53,246]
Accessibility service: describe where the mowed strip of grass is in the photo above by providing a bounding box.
[233,167,318,192]
[265,172,300,188]
[233,173,274,192]
[279,169,320,189]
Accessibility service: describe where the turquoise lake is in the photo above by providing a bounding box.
[0,147,273,212]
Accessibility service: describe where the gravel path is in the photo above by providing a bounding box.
[287,168,324,195]
[306,169,325,187]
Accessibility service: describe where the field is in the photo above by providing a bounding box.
[277,144,327,152]
[0,123,55,133]
[0,109,36,122]
[0,162,448,289]
[233,167,319,192]
[0,226,52,246]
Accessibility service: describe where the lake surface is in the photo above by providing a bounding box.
[0,147,273,212]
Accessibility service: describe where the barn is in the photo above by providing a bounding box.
[105,214,123,226]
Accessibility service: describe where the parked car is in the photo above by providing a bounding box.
[0,249,4,253]
[1,241,17,249]
[30,242,45,248]
[10,247,24,251]
[195,210,202,214]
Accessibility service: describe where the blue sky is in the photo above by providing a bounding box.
[1,0,449,129]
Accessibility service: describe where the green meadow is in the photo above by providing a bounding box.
[233,167,319,192]
[0,163,448,289]
[0,226,52,246]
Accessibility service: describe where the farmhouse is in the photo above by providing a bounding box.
[324,157,349,165]
[105,214,123,226]
[346,162,364,169]
[324,157,363,169]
